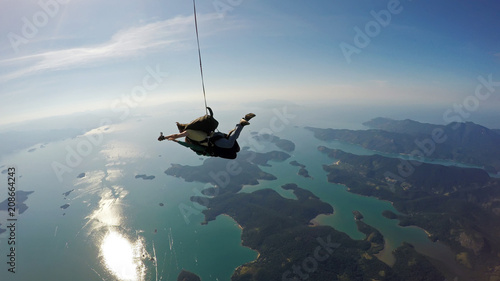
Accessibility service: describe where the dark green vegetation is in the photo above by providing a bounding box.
[319,147,500,281]
[251,133,295,152]
[306,118,500,173]
[352,210,364,221]
[248,151,290,167]
[177,269,201,281]
[392,243,445,281]
[382,210,398,220]
[352,210,384,255]
[166,149,444,281]
[289,160,312,178]
[135,174,156,180]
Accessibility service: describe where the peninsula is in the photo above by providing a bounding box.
[318,146,500,280]
[165,149,444,280]
[306,118,500,173]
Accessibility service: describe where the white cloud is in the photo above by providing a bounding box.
[0,14,220,82]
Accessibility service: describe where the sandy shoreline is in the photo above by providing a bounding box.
[220,213,261,260]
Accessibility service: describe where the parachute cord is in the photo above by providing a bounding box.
[193,0,208,115]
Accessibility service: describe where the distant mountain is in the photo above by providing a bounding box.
[319,148,490,198]
[363,117,439,136]
[0,128,83,157]
[307,118,500,173]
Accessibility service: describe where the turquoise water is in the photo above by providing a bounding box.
[0,116,257,281]
[0,112,471,280]
[277,127,464,273]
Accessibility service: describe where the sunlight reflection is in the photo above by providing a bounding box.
[100,140,151,162]
[100,230,147,281]
[78,180,150,281]
[85,186,127,228]
[105,168,124,182]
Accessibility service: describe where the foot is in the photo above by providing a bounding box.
[244,113,256,121]
[239,119,250,126]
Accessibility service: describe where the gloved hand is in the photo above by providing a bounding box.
[158,132,165,141]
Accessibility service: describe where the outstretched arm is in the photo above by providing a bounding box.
[164,131,188,141]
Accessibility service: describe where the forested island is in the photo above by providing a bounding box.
[135,174,156,180]
[165,120,500,280]
[317,146,500,280]
[306,118,500,173]
[166,148,445,280]
[289,160,312,178]
[0,190,34,215]
[251,133,295,152]
[0,190,35,234]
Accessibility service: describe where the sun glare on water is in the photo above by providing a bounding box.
[100,231,147,281]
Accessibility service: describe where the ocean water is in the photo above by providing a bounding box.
[0,106,470,280]
[0,114,257,281]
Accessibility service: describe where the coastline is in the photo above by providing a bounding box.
[373,239,395,266]
[309,217,321,227]
[220,213,261,260]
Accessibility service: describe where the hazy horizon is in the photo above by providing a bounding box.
[1,0,499,127]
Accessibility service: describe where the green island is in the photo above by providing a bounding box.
[306,118,500,173]
[135,174,156,180]
[62,189,74,198]
[352,210,364,221]
[166,150,444,281]
[60,203,70,209]
[177,269,201,281]
[318,146,500,280]
[251,132,296,152]
[289,160,312,179]
[381,210,398,220]
[0,190,34,215]
[353,211,384,255]
[0,190,35,234]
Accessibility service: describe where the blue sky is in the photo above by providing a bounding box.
[1,0,499,126]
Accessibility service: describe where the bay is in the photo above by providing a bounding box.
[0,108,476,280]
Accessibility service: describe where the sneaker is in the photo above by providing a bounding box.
[244,113,256,121]
[239,119,250,126]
